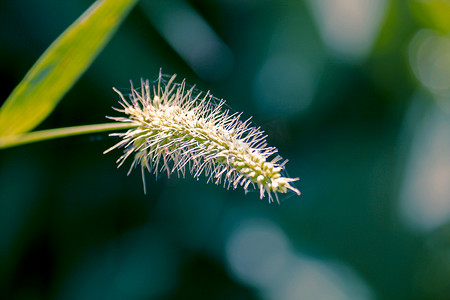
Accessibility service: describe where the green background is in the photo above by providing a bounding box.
[1,0,450,299]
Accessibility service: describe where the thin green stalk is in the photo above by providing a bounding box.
[0,123,135,149]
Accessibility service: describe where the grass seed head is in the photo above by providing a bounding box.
[104,72,300,203]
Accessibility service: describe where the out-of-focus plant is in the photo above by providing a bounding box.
[0,0,139,142]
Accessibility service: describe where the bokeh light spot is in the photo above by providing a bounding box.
[399,105,450,232]
[307,0,388,61]
[253,54,315,116]
[225,219,289,287]
[409,29,450,94]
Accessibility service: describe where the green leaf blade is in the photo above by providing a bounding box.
[0,0,139,136]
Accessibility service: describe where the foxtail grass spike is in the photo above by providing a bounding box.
[104,72,300,203]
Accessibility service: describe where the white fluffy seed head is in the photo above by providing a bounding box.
[104,72,300,203]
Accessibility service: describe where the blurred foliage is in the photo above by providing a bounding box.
[1,0,450,299]
[410,0,450,33]
[0,0,137,137]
